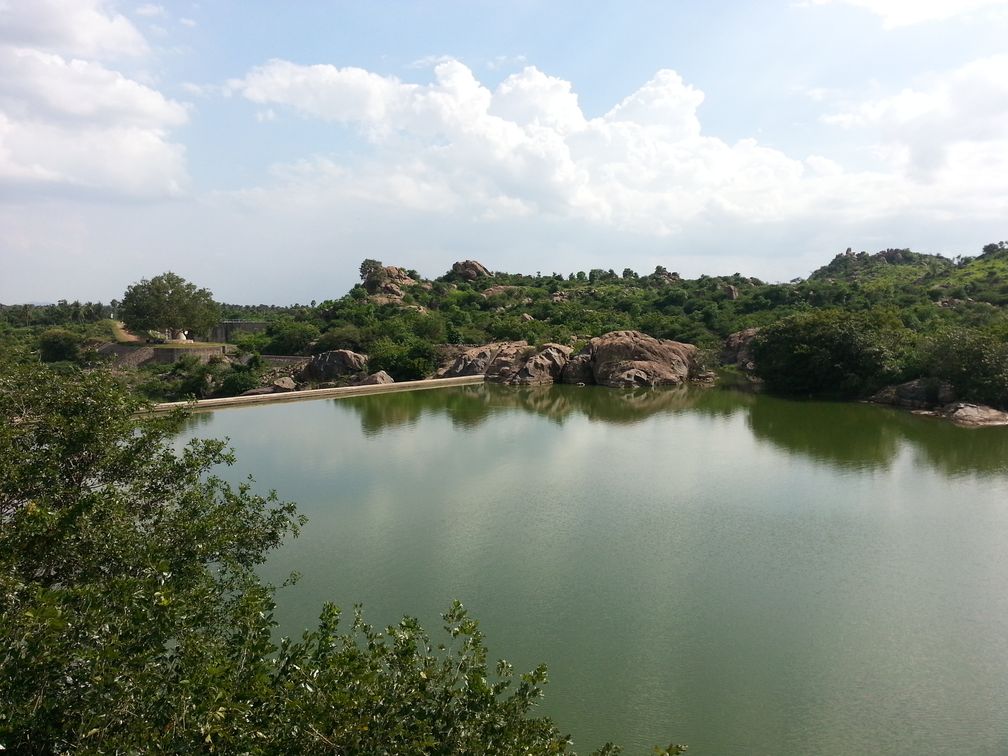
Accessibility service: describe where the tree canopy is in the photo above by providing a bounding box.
[0,362,683,753]
[119,271,219,337]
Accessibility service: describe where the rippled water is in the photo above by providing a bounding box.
[177,384,1008,754]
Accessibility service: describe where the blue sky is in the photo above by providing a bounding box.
[2,0,1007,303]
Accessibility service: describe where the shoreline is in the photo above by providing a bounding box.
[149,375,486,414]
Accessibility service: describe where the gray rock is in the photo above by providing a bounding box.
[302,349,369,381]
[560,353,595,385]
[361,370,394,385]
[451,259,492,281]
[240,387,276,396]
[272,376,297,392]
[871,378,955,410]
[586,330,698,388]
[507,343,572,385]
[438,341,528,378]
[940,403,1008,426]
[721,328,760,371]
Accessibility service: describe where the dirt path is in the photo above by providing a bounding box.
[111,321,142,343]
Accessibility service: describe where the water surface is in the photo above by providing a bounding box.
[178,384,1008,754]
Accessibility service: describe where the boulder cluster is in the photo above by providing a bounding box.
[438,330,701,388]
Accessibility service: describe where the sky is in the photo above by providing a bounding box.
[2,0,1008,304]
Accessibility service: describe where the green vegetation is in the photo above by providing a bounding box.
[2,243,1006,404]
[0,361,688,754]
[119,271,219,339]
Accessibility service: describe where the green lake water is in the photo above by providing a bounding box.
[177,384,1008,754]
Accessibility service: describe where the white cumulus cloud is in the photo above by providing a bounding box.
[0,0,189,198]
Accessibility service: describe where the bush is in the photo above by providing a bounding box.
[922,327,1008,408]
[38,328,82,363]
[753,310,913,398]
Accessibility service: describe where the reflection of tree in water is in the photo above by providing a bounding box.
[342,383,1008,477]
[746,397,902,471]
[747,395,1008,477]
[178,410,213,431]
[900,420,1008,477]
[343,386,494,436]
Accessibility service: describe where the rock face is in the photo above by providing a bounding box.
[360,370,394,385]
[560,354,594,385]
[452,260,492,281]
[576,330,698,388]
[939,403,1008,426]
[507,344,572,385]
[721,328,760,371]
[438,341,529,378]
[302,349,368,381]
[871,378,955,410]
[723,284,740,301]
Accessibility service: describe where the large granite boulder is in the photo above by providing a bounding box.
[272,376,297,392]
[437,341,528,378]
[871,378,955,410]
[939,403,1008,426]
[580,330,698,388]
[452,260,492,281]
[721,327,759,371]
[507,343,572,385]
[302,349,368,380]
[360,370,394,385]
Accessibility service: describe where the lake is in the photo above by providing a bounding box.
[177,383,1008,754]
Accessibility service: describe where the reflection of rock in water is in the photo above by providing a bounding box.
[343,382,750,434]
[901,421,1008,477]
[178,410,213,431]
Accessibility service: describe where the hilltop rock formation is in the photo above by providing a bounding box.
[452,260,492,281]
[302,349,368,381]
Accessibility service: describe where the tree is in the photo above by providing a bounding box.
[119,272,219,338]
[37,328,82,362]
[0,363,662,753]
[359,258,384,281]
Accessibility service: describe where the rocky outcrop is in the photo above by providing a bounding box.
[302,349,368,381]
[574,330,698,388]
[938,403,1008,426]
[722,284,740,301]
[560,354,594,385]
[437,341,529,378]
[507,344,572,385]
[360,370,394,385]
[871,378,955,410]
[452,260,492,281]
[721,328,759,371]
